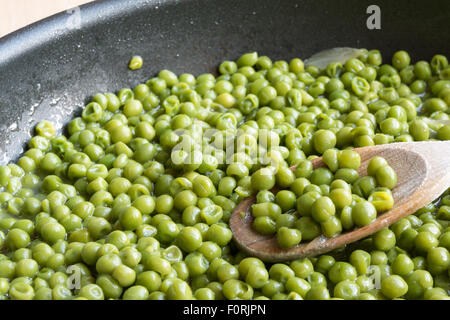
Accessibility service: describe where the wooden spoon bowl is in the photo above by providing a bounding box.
[230,141,450,262]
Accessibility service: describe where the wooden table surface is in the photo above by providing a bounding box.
[0,0,94,38]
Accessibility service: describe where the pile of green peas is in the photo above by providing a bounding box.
[251,153,397,248]
[0,49,449,300]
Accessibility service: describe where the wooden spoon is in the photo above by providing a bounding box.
[230,141,450,262]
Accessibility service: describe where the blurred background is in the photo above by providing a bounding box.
[0,0,94,38]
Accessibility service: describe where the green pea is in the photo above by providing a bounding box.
[369,190,394,213]
[276,166,295,188]
[193,175,216,198]
[392,50,411,70]
[275,190,296,212]
[128,56,143,70]
[381,275,408,299]
[253,216,276,235]
[328,262,357,284]
[294,160,313,178]
[252,203,282,220]
[277,227,302,249]
[79,284,104,300]
[9,282,35,300]
[244,265,269,289]
[251,167,276,191]
[6,229,30,251]
[375,165,397,189]
[237,52,258,67]
[373,229,397,251]
[309,168,334,186]
[329,188,352,209]
[223,279,254,300]
[112,264,136,287]
[333,280,360,300]
[295,217,321,241]
[15,259,39,278]
[155,195,174,215]
[200,205,223,225]
[305,285,330,300]
[123,285,150,300]
[349,250,371,275]
[311,197,336,223]
[176,226,202,252]
[321,216,342,238]
[392,253,414,276]
[185,252,209,277]
[352,201,377,227]
[426,247,450,275]
[313,130,336,154]
[404,270,433,299]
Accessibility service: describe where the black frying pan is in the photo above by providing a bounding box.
[0,0,449,165]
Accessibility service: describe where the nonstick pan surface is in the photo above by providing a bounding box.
[0,0,449,164]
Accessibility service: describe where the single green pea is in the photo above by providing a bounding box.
[9,282,35,300]
[245,265,269,289]
[176,226,202,253]
[6,228,30,251]
[222,279,254,300]
[349,250,371,275]
[329,188,352,209]
[369,190,394,213]
[311,197,336,223]
[328,262,357,284]
[320,216,342,238]
[237,52,258,67]
[295,217,321,241]
[352,201,377,227]
[392,51,411,70]
[251,167,276,191]
[96,254,122,275]
[252,216,277,235]
[119,206,143,231]
[294,160,313,178]
[112,264,136,287]
[305,285,330,300]
[129,56,143,70]
[392,253,414,276]
[123,285,150,300]
[404,270,433,299]
[381,275,408,299]
[277,227,302,249]
[15,259,39,278]
[193,175,216,198]
[276,166,295,188]
[375,165,397,189]
[310,168,334,186]
[78,284,104,300]
[313,130,336,154]
[333,280,360,300]
[185,252,209,277]
[426,247,450,275]
[373,229,397,251]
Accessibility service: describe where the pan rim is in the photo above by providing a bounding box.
[0,0,180,67]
